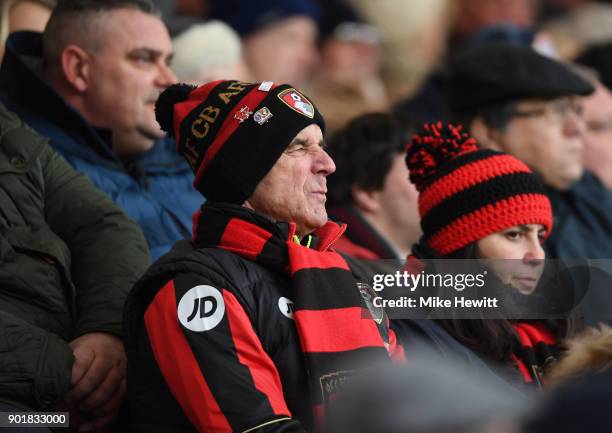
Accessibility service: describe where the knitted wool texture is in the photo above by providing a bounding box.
[155,80,325,204]
[406,122,553,256]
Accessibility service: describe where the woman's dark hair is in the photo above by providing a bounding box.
[414,238,574,363]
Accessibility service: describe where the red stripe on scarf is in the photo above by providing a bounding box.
[220,218,273,260]
[293,307,386,352]
[224,290,291,416]
[195,86,273,186]
[514,322,556,346]
[145,280,232,433]
[512,322,557,384]
[287,244,350,276]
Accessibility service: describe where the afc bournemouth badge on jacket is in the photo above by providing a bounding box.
[234,106,252,123]
[357,281,384,324]
[277,88,315,118]
[254,107,273,125]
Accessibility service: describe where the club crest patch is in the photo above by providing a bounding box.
[177,285,225,332]
[277,88,315,118]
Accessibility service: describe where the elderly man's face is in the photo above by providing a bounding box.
[493,96,585,190]
[247,124,336,236]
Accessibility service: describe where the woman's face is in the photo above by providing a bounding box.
[476,224,546,294]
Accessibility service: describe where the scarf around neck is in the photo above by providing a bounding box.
[405,253,558,387]
[192,202,391,415]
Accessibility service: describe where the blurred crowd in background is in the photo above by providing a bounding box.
[4,0,612,432]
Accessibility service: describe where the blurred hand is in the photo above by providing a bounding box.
[65,333,127,432]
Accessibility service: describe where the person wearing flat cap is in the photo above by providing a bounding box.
[448,43,612,259]
[123,80,396,433]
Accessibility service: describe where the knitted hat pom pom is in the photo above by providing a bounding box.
[155,83,196,137]
[406,122,478,192]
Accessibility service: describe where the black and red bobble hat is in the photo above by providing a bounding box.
[155,80,326,203]
[406,122,553,257]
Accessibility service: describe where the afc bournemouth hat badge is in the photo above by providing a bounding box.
[277,88,315,118]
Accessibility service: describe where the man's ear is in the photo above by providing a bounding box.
[470,117,504,151]
[60,44,91,93]
[351,185,381,214]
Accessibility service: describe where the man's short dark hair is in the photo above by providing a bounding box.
[43,0,160,66]
[326,112,415,207]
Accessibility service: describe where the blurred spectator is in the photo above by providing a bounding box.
[538,0,593,21]
[0,102,149,432]
[394,22,553,125]
[171,21,251,84]
[522,370,612,433]
[464,23,559,57]
[151,0,201,36]
[307,0,388,133]
[580,77,612,190]
[541,3,612,60]
[576,41,612,90]
[0,0,202,260]
[446,43,612,259]
[208,0,319,87]
[349,0,453,102]
[324,355,527,433]
[326,113,421,260]
[549,324,612,383]
[0,0,54,59]
[453,0,538,41]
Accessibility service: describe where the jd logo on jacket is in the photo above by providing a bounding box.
[178,285,225,331]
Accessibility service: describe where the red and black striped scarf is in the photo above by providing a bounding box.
[192,203,390,415]
[512,322,558,387]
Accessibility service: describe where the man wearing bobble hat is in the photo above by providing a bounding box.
[124,80,396,432]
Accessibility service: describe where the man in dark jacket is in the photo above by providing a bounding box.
[0,0,202,260]
[124,81,397,433]
[0,103,150,431]
[447,43,612,259]
[326,113,421,260]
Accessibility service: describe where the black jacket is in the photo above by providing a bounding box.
[123,200,399,433]
[545,172,612,259]
[0,104,150,409]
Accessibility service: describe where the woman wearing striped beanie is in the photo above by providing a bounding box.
[394,122,574,388]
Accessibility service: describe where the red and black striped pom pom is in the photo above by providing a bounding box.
[406,122,478,192]
[155,83,196,137]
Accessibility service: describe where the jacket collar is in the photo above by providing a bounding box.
[328,204,400,259]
